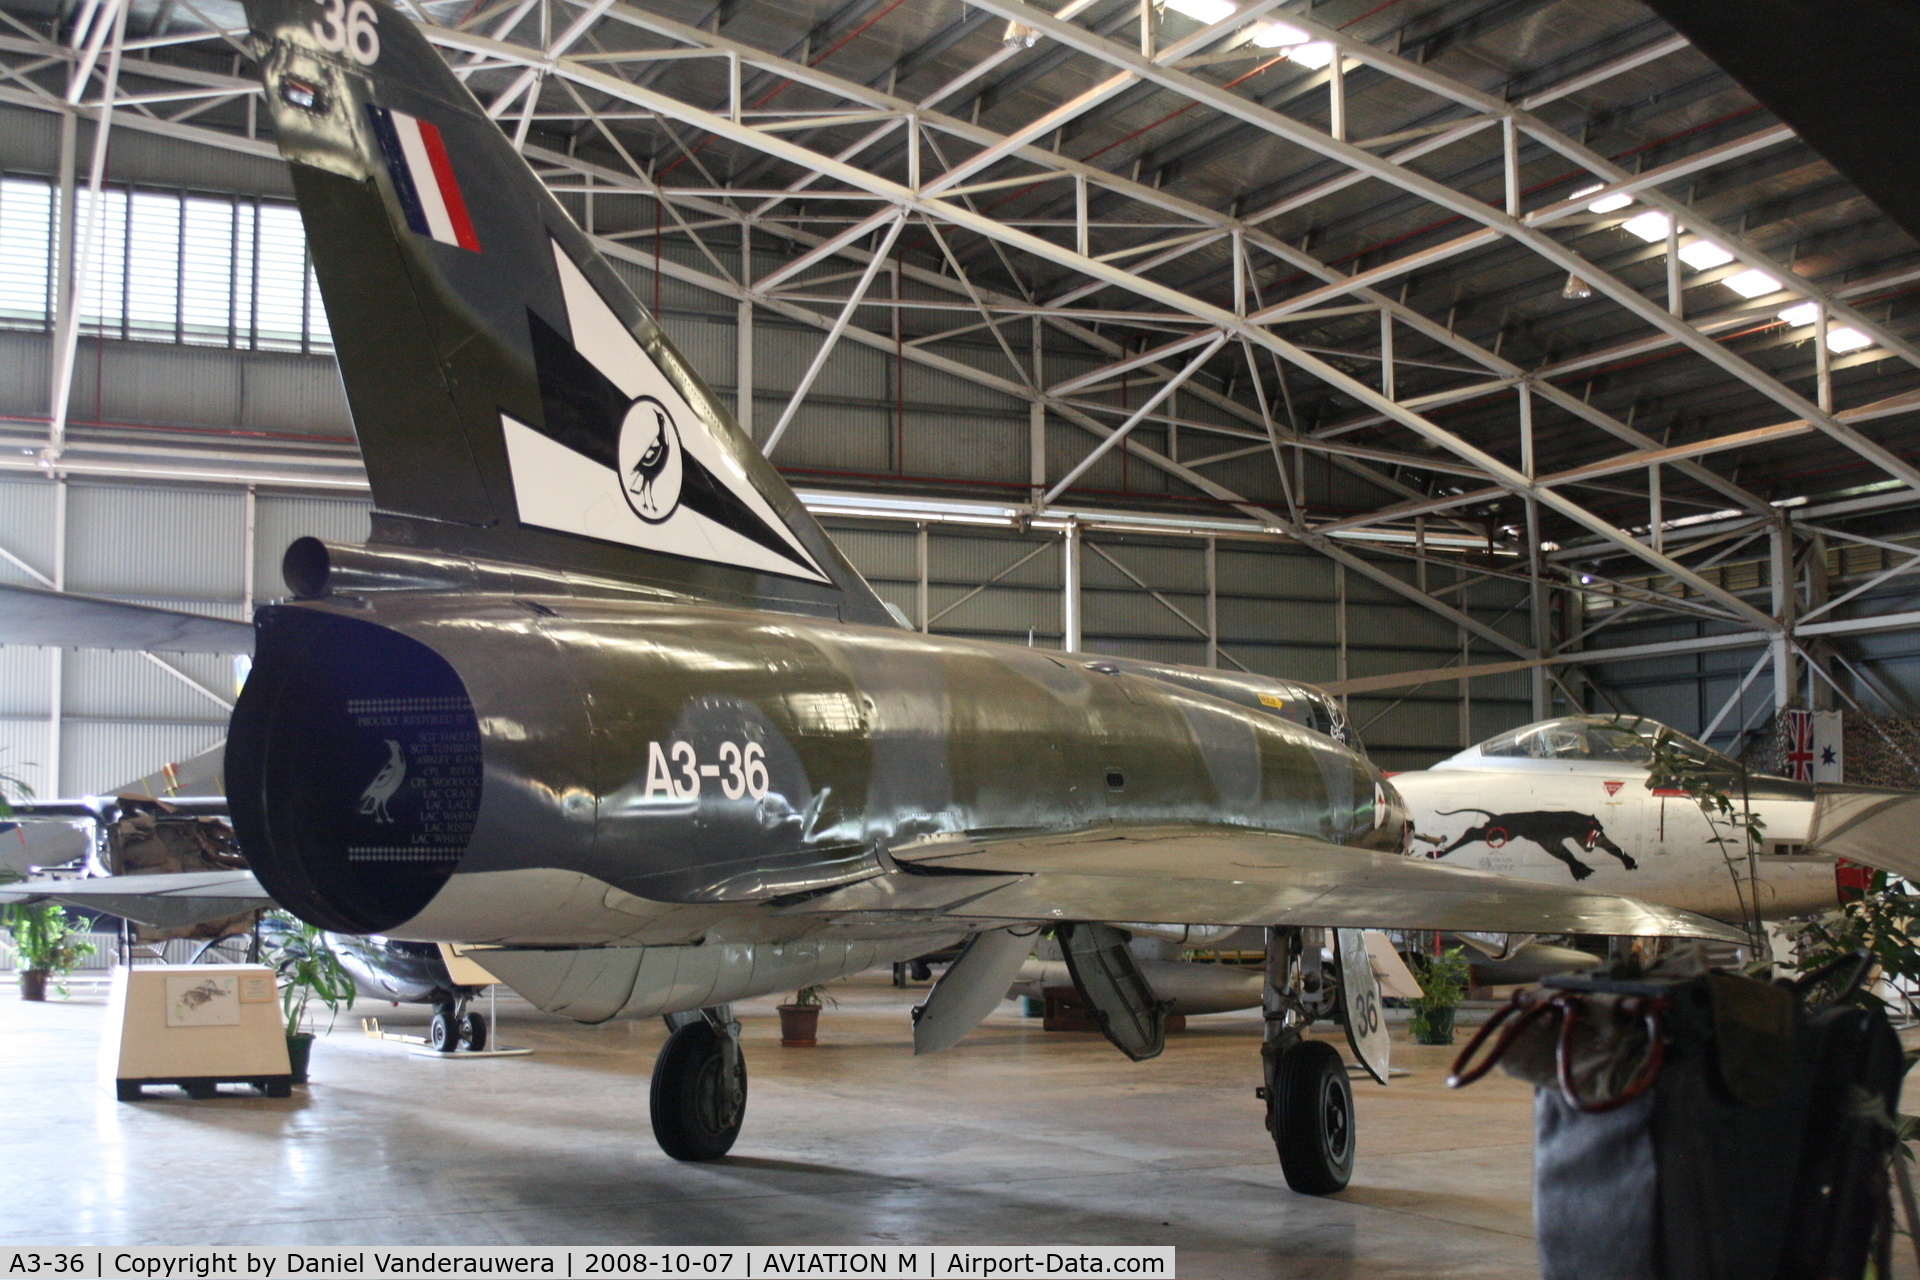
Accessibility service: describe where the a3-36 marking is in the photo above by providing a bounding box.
[643,740,768,801]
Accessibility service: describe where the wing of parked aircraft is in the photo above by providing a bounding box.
[0,869,270,931]
[1807,784,1920,884]
[804,825,1743,941]
[0,582,255,655]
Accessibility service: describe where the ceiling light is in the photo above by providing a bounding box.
[1289,41,1335,68]
[1561,273,1592,300]
[1621,211,1671,242]
[1723,268,1781,298]
[1165,0,1237,22]
[1778,301,1819,327]
[1677,240,1734,270]
[1002,19,1039,47]
[1826,326,1872,352]
[1251,20,1309,46]
[1573,183,1633,214]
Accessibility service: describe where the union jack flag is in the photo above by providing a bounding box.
[1784,708,1815,781]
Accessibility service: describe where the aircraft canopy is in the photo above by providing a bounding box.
[1467,715,1734,770]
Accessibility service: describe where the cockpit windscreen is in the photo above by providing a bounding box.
[1478,716,1732,769]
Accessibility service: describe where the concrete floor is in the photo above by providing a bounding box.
[2,973,1913,1278]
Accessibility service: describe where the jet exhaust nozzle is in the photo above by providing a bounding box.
[227,606,483,932]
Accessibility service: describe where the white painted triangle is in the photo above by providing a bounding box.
[502,414,830,582]
[544,242,824,578]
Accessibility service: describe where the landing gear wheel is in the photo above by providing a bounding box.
[650,1021,747,1161]
[460,1012,488,1052]
[1272,1040,1355,1194]
[430,1009,458,1053]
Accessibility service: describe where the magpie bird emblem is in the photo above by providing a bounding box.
[357,739,407,824]
[619,396,683,523]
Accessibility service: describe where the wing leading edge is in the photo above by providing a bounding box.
[0,871,271,931]
[786,825,1745,942]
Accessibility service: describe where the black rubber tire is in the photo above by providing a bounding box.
[650,1022,747,1162]
[461,1012,488,1052]
[429,1009,458,1053]
[1272,1040,1355,1195]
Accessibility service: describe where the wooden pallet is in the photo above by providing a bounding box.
[115,1074,295,1100]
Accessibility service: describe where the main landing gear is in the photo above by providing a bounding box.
[428,997,488,1053]
[1259,927,1356,1194]
[651,1006,747,1161]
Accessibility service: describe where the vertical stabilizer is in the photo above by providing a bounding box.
[242,0,891,623]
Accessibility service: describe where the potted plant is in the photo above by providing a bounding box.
[1408,946,1472,1045]
[2,896,96,1001]
[262,913,356,1082]
[777,984,837,1046]
[0,764,95,1001]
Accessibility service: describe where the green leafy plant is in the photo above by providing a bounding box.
[262,913,356,1035]
[0,756,27,818]
[0,759,94,995]
[788,984,838,1010]
[2,894,97,995]
[1407,946,1471,1040]
[1645,723,1767,953]
[1792,873,1920,1019]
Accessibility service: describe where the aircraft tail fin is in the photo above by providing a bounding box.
[242,0,891,623]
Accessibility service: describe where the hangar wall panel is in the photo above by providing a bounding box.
[62,720,226,798]
[65,485,243,600]
[60,649,231,721]
[0,475,57,584]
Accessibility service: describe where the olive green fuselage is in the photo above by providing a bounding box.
[230,590,1402,951]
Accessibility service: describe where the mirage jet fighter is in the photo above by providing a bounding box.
[18,0,1743,1196]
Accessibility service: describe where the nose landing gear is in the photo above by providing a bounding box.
[651,1006,747,1162]
[429,998,488,1053]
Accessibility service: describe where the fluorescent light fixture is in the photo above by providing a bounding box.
[1723,268,1781,298]
[1573,183,1634,214]
[1778,301,1820,327]
[1251,20,1310,46]
[1621,211,1671,242]
[1165,0,1237,22]
[1826,326,1872,352]
[1677,240,1733,270]
[1289,41,1335,68]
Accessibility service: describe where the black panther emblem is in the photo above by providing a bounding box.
[1418,807,1637,881]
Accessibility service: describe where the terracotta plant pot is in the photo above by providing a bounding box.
[18,970,49,1002]
[777,1004,820,1047]
[286,1032,316,1083]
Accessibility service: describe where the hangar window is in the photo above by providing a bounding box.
[0,174,332,353]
